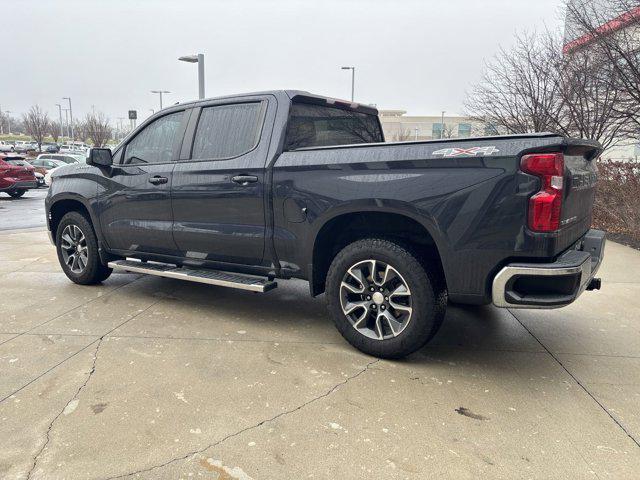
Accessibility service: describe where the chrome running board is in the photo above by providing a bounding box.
[108,259,277,293]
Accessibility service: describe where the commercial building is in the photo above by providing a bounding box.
[379,110,492,142]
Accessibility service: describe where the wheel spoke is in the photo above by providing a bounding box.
[389,300,412,314]
[343,300,368,316]
[380,310,403,336]
[61,233,74,249]
[390,283,411,297]
[341,281,364,295]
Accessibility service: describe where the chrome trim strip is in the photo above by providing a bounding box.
[492,256,591,309]
[108,260,273,293]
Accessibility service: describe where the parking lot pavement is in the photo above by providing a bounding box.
[1,229,639,479]
[0,188,47,230]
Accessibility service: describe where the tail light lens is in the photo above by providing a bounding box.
[520,153,564,232]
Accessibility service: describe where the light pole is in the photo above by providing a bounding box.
[5,111,11,134]
[151,90,170,110]
[63,108,70,138]
[55,104,64,140]
[441,111,446,139]
[63,97,73,139]
[340,66,355,101]
[178,54,205,99]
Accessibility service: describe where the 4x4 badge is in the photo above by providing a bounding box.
[433,146,500,157]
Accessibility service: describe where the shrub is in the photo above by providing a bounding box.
[593,159,640,242]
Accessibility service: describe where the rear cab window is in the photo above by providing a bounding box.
[284,101,383,150]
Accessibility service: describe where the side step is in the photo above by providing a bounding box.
[108,259,277,293]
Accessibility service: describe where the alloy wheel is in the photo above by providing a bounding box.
[339,259,413,340]
[60,224,89,274]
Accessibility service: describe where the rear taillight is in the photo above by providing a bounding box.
[520,153,564,232]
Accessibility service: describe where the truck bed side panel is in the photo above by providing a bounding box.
[272,136,574,303]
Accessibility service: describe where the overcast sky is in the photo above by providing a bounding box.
[4,0,565,124]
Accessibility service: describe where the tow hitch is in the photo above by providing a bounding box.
[587,278,601,291]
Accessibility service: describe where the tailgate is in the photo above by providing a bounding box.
[561,142,600,231]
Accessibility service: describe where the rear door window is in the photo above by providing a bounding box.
[284,103,383,150]
[191,102,263,160]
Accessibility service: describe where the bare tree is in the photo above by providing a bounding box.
[465,31,566,134]
[22,106,50,151]
[390,128,414,141]
[49,121,62,143]
[84,111,112,147]
[74,120,89,143]
[465,28,627,152]
[556,47,627,150]
[565,0,640,137]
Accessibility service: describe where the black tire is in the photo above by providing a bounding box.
[7,189,26,198]
[326,238,447,359]
[55,211,112,285]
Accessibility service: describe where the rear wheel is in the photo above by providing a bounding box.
[7,189,26,198]
[55,211,112,284]
[326,238,446,359]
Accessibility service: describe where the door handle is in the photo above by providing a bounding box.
[148,176,168,185]
[231,175,258,185]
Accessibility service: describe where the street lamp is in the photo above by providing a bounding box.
[63,97,73,139]
[178,54,205,100]
[63,108,70,138]
[151,90,171,110]
[55,104,64,140]
[341,66,355,102]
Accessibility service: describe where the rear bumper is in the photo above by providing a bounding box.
[492,229,605,308]
[0,180,38,192]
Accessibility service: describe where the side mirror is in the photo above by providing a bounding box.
[88,148,112,167]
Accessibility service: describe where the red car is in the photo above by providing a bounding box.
[0,154,38,198]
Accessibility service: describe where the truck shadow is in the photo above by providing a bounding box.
[116,274,548,365]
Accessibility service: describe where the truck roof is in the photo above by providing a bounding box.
[172,90,379,115]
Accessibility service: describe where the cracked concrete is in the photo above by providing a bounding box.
[1,229,640,479]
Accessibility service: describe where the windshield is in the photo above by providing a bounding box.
[6,159,30,167]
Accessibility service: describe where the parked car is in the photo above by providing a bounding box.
[28,157,66,175]
[0,154,37,198]
[0,141,15,152]
[44,166,63,187]
[59,145,87,156]
[36,153,83,164]
[34,171,45,187]
[40,142,60,153]
[14,141,37,153]
[45,90,604,358]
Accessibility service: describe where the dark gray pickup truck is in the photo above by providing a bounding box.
[45,90,605,358]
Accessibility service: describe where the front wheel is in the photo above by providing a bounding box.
[55,211,112,284]
[326,238,447,359]
[7,189,26,198]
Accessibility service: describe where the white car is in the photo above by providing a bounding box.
[36,153,84,164]
[0,141,14,152]
[59,145,87,156]
[44,166,63,186]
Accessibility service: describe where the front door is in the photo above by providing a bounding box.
[172,97,274,266]
[97,109,189,255]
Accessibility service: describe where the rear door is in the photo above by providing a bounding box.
[171,96,274,266]
[96,109,190,255]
